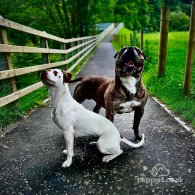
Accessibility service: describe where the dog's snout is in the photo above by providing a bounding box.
[41,70,48,80]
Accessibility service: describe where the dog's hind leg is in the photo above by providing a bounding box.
[97,136,123,162]
[73,84,86,103]
[102,150,123,163]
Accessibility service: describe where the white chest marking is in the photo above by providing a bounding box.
[120,76,138,94]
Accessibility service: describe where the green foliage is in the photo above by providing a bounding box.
[169,10,190,31]
[161,0,178,7]
[113,0,192,32]
[147,0,161,31]
[0,0,192,36]
[114,0,150,30]
[0,0,116,38]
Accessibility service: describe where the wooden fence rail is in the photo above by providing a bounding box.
[0,17,115,107]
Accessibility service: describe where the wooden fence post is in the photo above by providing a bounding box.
[158,6,170,77]
[118,35,121,47]
[140,29,143,50]
[115,35,118,46]
[130,34,133,46]
[40,34,50,64]
[112,34,115,42]
[77,40,81,62]
[116,35,119,46]
[124,34,126,46]
[71,41,75,66]
[184,0,195,95]
[60,43,67,70]
[0,27,17,100]
[121,35,123,47]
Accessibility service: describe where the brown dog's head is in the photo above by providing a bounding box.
[41,69,72,87]
[114,46,146,77]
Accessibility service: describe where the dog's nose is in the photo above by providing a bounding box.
[40,70,48,80]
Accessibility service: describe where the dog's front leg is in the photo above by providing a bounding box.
[62,126,74,168]
[133,107,144,141]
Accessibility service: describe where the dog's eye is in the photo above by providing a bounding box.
[59,76,61,78]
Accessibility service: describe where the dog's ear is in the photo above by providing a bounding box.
[134,47,146,60]
[63,71,72,83]
[114,51,119,58]
[114,47,128,59]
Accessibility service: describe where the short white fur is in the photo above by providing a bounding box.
[120,76,138,94]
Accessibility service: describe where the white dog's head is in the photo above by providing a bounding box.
[41,69,72,88]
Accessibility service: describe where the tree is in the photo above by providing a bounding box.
[148,0,161,31]
[169,10,190,31]
[0,0,191,36]
[0,0,115,38]
[114,0,150,30]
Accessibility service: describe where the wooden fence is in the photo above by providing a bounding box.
[0,18,114,107]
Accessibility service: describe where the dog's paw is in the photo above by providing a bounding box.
[62,149,67,154]
[102,155,113,163]
[135,134,145,141]
[118,102,133,113]
[131,100,141,107]
[119,102,130,108]
[62,160,72,168]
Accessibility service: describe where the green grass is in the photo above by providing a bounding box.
[112,28,195,128]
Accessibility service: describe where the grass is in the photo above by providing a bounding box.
[112,28,195,128]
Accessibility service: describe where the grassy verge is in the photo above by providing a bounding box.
[112,28,195,128]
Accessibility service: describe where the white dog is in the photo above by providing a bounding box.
[41,69,145,168]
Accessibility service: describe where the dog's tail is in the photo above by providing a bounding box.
[121,134,145,148]
[69,77,84,83]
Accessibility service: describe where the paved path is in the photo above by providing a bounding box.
[0,31,195,195]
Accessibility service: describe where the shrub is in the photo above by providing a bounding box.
[169,10,190,31]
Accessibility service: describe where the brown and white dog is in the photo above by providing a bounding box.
[70,46,148,140]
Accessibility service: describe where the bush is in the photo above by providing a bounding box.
[169,10,190,31]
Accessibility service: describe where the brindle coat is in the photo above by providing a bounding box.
[70,47,148,140]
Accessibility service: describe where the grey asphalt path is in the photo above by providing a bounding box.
[0,31,195,195]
